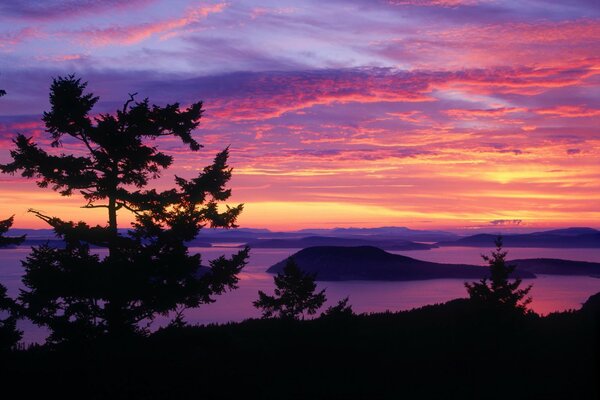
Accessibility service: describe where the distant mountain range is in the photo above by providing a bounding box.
[242,236,435,250]
[6,226,600,249]
[295,227,459,242]
[267,246,600,281]
[437,228,600,248]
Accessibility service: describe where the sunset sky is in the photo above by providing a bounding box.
[0,0,599,231]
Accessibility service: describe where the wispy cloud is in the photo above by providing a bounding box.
[0,27,41,49]
[0,0,157,20]
[73,3,227,46]
[1,0,599,229]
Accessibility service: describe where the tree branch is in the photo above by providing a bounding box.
[81,204,109,209]
[122,92,138,114]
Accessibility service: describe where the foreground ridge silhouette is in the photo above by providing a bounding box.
[0,291,598,399]
[0,75,249,343]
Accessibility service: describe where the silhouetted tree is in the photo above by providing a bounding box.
[465,237,532,314]
[0,89,6,97]
[0,75,249,343]
[254,257,326,320]
[0,216,25,350]
[0,285,21,351]
[0,216,25,247]
[321,296,354,318]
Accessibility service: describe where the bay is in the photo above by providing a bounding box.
[1,245,599,344]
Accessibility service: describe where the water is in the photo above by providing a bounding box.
[2,245,600,344]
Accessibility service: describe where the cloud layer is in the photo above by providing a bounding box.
[0,0,598,230]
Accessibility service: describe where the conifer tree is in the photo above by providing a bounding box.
[0,216,25,350]
[321,297,354,319]
[465,237,532,314]
[254,258,326,320]
[0,75,248,343]
[0,89,25,349]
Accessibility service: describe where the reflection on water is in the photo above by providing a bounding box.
[1,245,599,344]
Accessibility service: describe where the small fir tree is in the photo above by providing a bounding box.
[254,258,326,320]
[465,237,532,314]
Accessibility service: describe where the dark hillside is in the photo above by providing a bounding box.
[1,293,598,399]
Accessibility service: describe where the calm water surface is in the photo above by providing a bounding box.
[1,245,599,344]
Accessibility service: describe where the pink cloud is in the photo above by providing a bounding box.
[250,7,296,19]
[443,62,600,95]
[0,27,41,49]
[0,0,157,21]
[443,107,527,120]
[534,106,600,118]
[436,19,600,45]
[208,70,437,122]
[195,64,599,123]
[387,0,482,6]
[76,3,227,46]
[33,54,83,62]
[373,19,600,68]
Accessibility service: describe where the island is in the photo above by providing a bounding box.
[267,246,600,281]
[266,246,535,281]
[511,258,600,277]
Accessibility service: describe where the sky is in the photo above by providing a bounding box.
[0,0,599,231]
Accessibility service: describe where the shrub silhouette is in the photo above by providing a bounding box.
[0,75,249,343]
[254,257,326,319]
[465,236,532,314]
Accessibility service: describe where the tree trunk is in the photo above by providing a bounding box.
[108,195,117,253]
[106,193,125,337]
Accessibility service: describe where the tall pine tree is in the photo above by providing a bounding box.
[1,75,248,343]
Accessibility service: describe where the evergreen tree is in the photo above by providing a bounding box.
[0,216,25,350]
[0,75,249,343]
[321,296,354,319]
[0,216,25,247]
[465,237,532,314]
[254,258,326,320]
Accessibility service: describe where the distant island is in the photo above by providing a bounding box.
[437,228,600,248]
[511,258,600,277]
[267,246,600,281]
